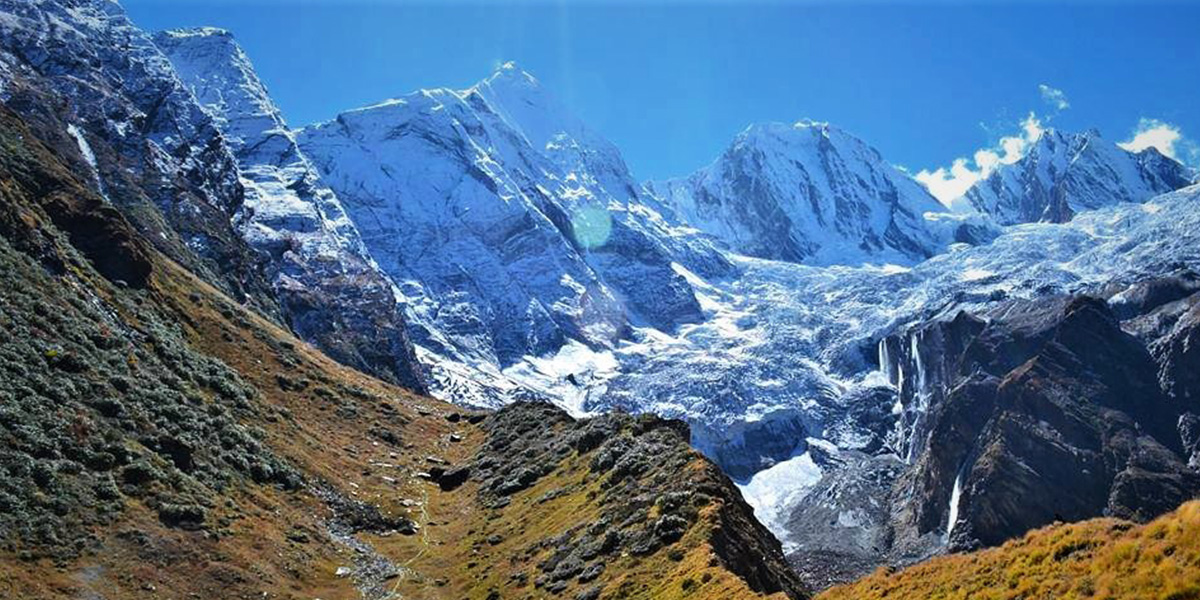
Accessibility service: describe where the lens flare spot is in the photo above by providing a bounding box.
[571,206,612,249]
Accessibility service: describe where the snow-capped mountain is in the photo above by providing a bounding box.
[649,121,959,266]
[962,128,1192,225]
[297,84,625,371]
[295,63,726,407]
[468,64,732,328]
[154,28,424,390]
[0,0,276,313]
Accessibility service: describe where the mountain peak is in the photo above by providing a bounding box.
[739,120,832,138]
[152,25,282,136]
[793,118,834,134]
[159,26,234,40]
[476,59,542,93]
[964,125,1192,225]
[654,120,946,266]
[496,59,527,75]
[731,119,888,172]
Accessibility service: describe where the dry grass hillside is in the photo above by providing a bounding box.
[819,500,1200,600]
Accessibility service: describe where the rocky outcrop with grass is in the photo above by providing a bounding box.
[466,402,810,599]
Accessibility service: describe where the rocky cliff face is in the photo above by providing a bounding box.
[649,122,958,266]
[774,280,1200,589]
[963,128,1192,225]
[153,27,425,391]
[880,287,1200,552]
[0,0,277,314]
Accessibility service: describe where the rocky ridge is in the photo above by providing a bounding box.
[153,27,425,390]
[962,128,1192,225]
[0,0,277,314]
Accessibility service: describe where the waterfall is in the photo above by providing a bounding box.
[67,123,109,201]
[878,339,892,383]
[945,466,965,542]
[911,332,927,408]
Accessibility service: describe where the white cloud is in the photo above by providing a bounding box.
[916,112,1045,207]
[1118,118,1195,165]
[1038,84,1070,111]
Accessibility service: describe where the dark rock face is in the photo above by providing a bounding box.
[276,272,427,393]
[1180,413,1200,468]
[782,273,1200,590]
[0,0,280,316]
[879,309,988,464]
[691,410,811,482]
[470,402,809,600]
[577,217,705,333]
[880,292,1200,556]
[0,107,152,288]
[1150,297,1200,409]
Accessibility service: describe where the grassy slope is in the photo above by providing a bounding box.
[0,105,792,600]
[820,501,1200,600]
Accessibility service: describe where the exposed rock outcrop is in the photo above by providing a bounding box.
[470,402,810,600]
[881,292,1200,555]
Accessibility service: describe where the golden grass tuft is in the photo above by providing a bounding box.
[819,501,1200,600]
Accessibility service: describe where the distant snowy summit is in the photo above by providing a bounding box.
[649,121,960,267]
[650,120,1194,266]
[960,128,1192,225]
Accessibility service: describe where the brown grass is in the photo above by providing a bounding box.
[820,501,1200,600]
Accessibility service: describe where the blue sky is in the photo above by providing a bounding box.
[123,0,1200,189]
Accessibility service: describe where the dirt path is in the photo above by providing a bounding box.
[403,486,432,568]
[383,484,433,598]
[311,485,406,600]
